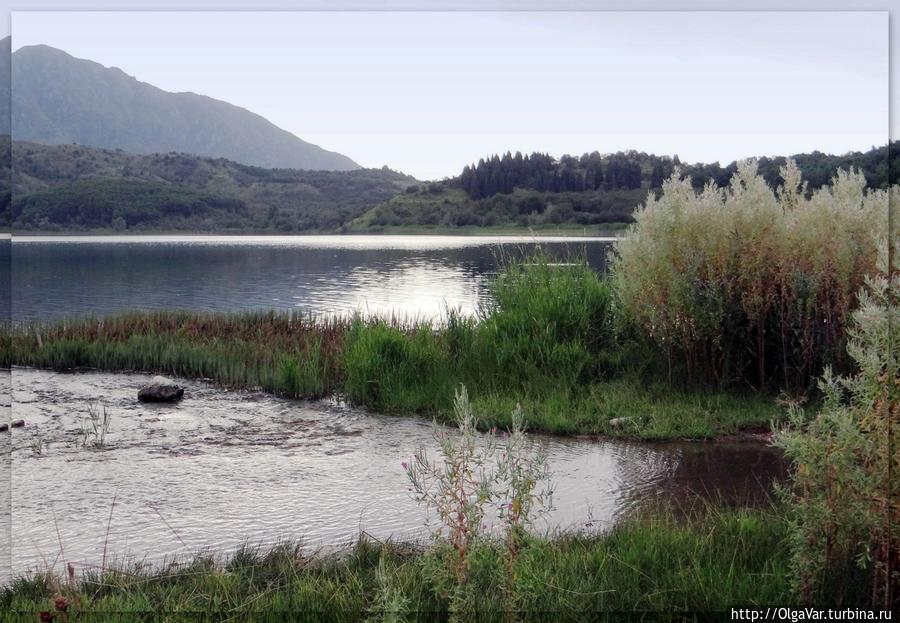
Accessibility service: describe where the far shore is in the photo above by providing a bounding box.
[9,223,630,238]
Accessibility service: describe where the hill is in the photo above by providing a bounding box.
[353,144,898,231]
[9,139,414,232]
[6,42,358,171]
[6,138,894,234]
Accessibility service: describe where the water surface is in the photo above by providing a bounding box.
[12,235,614,322]
[9,369,784,576]
[6,235,785,580]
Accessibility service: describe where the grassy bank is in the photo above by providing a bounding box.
[1,507,795,621]
[5,258,782,440]
[341,223,629,236]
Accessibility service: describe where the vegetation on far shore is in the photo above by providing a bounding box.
[8,138,414,233]
[6,135,897,234]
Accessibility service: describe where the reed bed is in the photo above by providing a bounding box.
[613,162,886,392]
[4,256,782,438]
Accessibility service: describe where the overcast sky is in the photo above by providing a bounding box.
[12,11,889,179]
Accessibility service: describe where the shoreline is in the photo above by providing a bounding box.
[8,224,630,238]
[7,364,781,444]
[1,506,794,615]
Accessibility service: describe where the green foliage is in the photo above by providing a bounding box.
[773,236,900,608]
[343,320,456,413]
[0,508,793,619]
[8,133,895,233]
[342,256,618,415]
[458,143,900,201]
[276,341,328,398]
[10,139,415,232]
[354,185,641,231]
[12,177,246,229]
[7,310,343,400]
[612,160,884,392]
[5,254,786,439]
[472,256,614,395]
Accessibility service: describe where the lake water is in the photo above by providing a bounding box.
[11,235,614,322]
[9,369,783,577]
[4,235,785,578]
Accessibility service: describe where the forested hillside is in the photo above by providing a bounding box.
[357,143,897,230]
[9,139,414,232]
[7,137,895,233]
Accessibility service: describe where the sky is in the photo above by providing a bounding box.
[12,11,889,180]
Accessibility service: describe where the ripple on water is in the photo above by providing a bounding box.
[9,369,785,577]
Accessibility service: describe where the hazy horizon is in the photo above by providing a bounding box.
[12,11,889,179]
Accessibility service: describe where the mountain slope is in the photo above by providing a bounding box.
[9,139,414,231]
[8,43,359,171]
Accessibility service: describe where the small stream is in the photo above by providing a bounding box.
[5,369,785,578]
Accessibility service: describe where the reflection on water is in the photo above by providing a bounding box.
[7,235,787,580]
[11,235,613,322]
[9,369,785,577]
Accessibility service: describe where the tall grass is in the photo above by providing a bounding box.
[3,253,787,438]
[7,310,349,400]
[343,319,457,413]
[470,258,615,395]
[340,257,616,414]
[612,161,885,392]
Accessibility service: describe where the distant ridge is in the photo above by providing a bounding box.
[9,139,413,232]
[4,40,359,171]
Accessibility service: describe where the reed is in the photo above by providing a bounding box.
[3,254,786,438]
[612,161,885,392]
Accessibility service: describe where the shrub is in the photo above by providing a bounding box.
[404,386,552,617]
[612,160,885,392]
[773,235,899,607]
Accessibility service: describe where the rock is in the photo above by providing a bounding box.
[608,417,630,427]
[138,376,185,403]
[0,420,24,432]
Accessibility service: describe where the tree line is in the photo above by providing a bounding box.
[459,152,643,199]
[455,143,899,200]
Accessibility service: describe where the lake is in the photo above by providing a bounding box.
[4,235,785,578]
[11,235,614,322]
[9,368,783,577]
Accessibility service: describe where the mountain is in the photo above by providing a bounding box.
[9,139,414,232]
[0,37,9,135]
[6,42,359,171]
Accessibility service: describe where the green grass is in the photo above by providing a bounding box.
[0,507,794,621]
[470,381,781,439]
[4,257,783,440]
